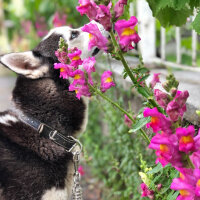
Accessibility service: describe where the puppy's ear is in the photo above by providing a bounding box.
[0,51,49,79]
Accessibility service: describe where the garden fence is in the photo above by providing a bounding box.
[135,0,200,72]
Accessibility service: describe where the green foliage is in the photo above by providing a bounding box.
[192,12,200,34]
[81,84,179,199]
[146,0,200,33]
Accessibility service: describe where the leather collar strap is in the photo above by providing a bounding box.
[19,114,81,153]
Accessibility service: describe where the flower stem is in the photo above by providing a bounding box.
[186,155,195,169]
[89,84,150,144]
[110,31,137,85]
[110,30,164,114]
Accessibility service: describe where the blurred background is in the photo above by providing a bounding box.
[0,0,200,199]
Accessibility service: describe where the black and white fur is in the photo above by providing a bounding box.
[0,22,105,200]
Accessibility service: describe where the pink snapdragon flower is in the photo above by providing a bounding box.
[171,168,200,200]
[35,16,48,37]
[21,20,32,34]
[69,84,91,100]
[140,183,154,199]
[82,23,108,52]
[100,71,115,93]
[55,50,69,64]
[154,89,170,109]
[83,57,96,85]
[124,114,133,128]
[78,165,85,176]
[71,69,85,85]
[53,12,67,27]
[96,3,112,31]
[76,0,98,19]
[54,63,72,79]
[166,90,189,122]
[149,132,182,167]
[190,150,200,169]
[68,48,83,67]
[150,73,161,89]
[176,126,195,153]
[114,0,128,19]
[115,16,141,51]
[143,107,172,134]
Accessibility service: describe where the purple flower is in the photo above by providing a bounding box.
[114,0,127,19]
[150,73,160,89]
[143,107,172,134]
[115,16,141,51]
[96,3,112,31]
[82,23,108,52]
[68,48,83,67]
[100,71,115,93]
[53,12,67,27]
[82,57,96,85]
[76,0,98,20]
[124,114,133,128]
[149,132,182,167]
[154,89,170,109]
[140,183,154,199]
[166,90,189,122]
[176,126,195,153]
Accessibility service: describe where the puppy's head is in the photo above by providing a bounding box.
[0,22,107,79]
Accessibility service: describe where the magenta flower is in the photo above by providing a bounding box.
[149,132,182,167]
[124,114,133,128]
[82,23,108,52]
[76,0,97,19]
[54,63,73,79]
[171,168,199,200]
[35,16,48,37]
[114,0,127,19]
[143,107,172,134]
[115,16,141,51]
[55,50,69,64]
[100,71,115,93]
[154,89,170,109]
[71,69,85,85]
[166,90,189,122]
[96,3,112,31]
[150,73,161,89]
[140,183,154,199]
[53,12,67,27]
[82,57,96,85]
[69,84,91,100]
[176,126,195,153]
[190,150,200,169]
[78,165,85,176]
[21,20,32,34]
[68,48,83,67]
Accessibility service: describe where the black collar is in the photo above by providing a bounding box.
[19,114,81,153]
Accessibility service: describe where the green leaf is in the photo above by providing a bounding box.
[169,0,190,10]
[189,0,200,8]
[192,11,200,34]
[137,87,150,98]
[147,163,163,174]
[156,7,192,27]
[129,117,150,133]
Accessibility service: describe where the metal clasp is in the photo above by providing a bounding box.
[49,130,57,141]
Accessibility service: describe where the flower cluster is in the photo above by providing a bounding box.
[52,12,67,27]
[77,0,140,52]
[143,73,200,199]
[54,38,115,99]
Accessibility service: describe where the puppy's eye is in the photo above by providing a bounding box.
[70,31,79,40]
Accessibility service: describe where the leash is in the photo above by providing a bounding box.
[19,114,83,200]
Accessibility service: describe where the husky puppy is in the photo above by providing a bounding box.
[0,24,103,200]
